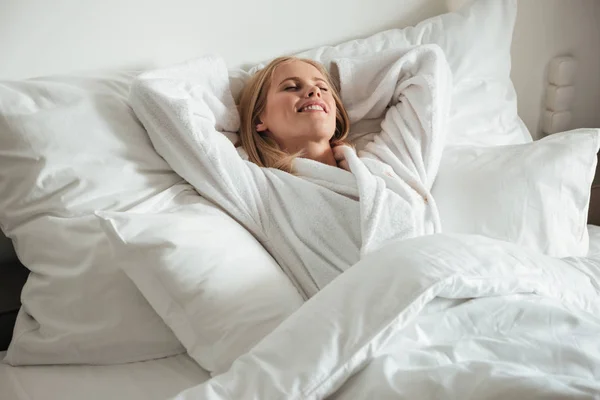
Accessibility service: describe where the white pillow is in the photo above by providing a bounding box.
[0,71,304,368]
[432,129,600,257]
[0,72,186,365]
[97,185,303,375]
[295,0,529,147]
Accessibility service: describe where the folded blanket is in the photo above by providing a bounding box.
[129,45,451,298]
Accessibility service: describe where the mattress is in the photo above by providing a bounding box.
[0,351,210,400]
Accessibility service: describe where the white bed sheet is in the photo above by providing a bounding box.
[0,351,209,400]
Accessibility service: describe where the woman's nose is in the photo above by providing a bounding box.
[306,86,321,98]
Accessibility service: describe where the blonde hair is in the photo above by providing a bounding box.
[238,56,350,174]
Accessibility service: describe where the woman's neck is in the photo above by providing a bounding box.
[304,141,337,167]
[286,140,336,167]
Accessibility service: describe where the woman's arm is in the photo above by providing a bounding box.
[129,56,268,232]
[335,45,453,189]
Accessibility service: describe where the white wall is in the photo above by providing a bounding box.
[0,0,446,78]
[511,0,600,138]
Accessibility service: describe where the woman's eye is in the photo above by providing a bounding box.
[284,86,298,91]
[319,86,329,92]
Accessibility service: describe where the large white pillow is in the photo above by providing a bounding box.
[432,129,600,257]
[296,0,529,147]
[97,185,303,375]
[0,72,186,365]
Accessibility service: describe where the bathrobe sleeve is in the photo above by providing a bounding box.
[335,45,453,190]
[129,56,269,232]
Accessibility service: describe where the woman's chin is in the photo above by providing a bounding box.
[300,121,337,138]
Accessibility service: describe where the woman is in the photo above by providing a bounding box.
[130,45,452,299]
[237,56,351,173]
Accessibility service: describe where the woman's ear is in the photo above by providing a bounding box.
[256,120,267,132]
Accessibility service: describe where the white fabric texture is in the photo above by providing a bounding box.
[293,0,529,148]
[588,224,600,259]
[0,353,209,400]
[432,129,600,257]
[128,45,452,300]
[173,233,600,399]
[0,72,186,365]
[96,184,304,375]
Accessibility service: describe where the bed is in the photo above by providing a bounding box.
[2,0,600,399]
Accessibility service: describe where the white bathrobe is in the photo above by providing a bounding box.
[129,45,452,299]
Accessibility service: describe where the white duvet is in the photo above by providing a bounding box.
[175,233,600,399]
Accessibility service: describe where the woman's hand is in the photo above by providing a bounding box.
[333,145,351,172]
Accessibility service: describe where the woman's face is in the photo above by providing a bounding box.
[257,60,337,151]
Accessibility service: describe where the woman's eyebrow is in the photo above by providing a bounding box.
[278,77,328,86]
